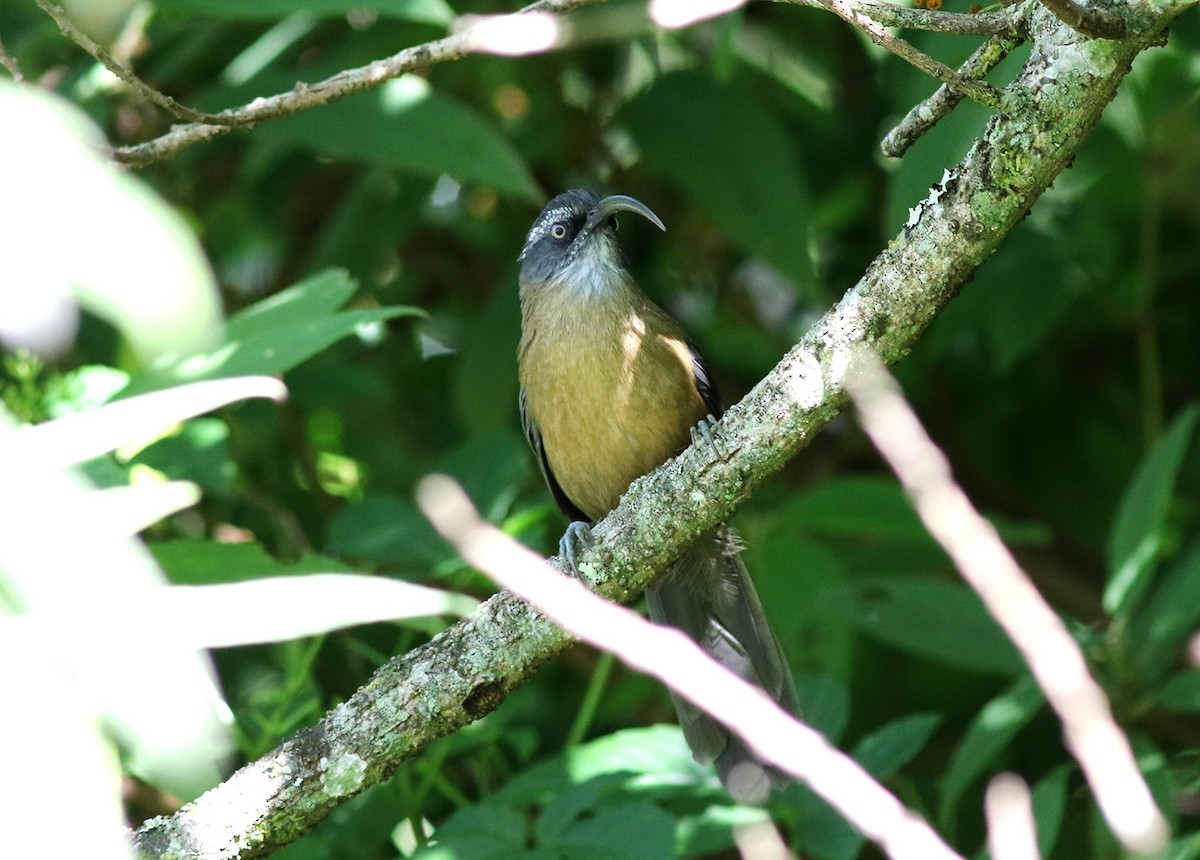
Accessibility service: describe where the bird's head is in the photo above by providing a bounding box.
[518,189,665,297]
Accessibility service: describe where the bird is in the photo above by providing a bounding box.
[516,188,799,803]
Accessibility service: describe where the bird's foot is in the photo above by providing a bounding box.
[559,520,593,583]
[690,413,727,462]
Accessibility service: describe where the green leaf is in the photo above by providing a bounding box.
[226,267,358,339]
[551,804,675,860]
[1104,403,1200,616]
[854,713,941,779]
[328,494,452,568]
[1131,734,1177,836]
[414,803,528,859]
[1130,539,1200,674]
[157,0,454,25]
[253,76,541,202]
[622,72,814,293]
[788,714,939,860]
[854,580,1024,675]
[1157,668,1200,713]
[779,475,929,541]
[132,417,235,493]
[940,676,1043,831]
[982,764,1069,860]
[794,674,851,745]
[122,269,422,395]
[152,539,353,584]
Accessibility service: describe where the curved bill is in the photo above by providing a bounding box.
[584,194,667,233]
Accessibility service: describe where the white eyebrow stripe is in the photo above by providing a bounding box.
[523,205,579,249]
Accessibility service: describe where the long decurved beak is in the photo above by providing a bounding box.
[584,194,667,233]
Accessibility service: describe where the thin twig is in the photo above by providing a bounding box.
[846,350,1169,857]
[882,33,1023,158]
[777,0,1016,35]
[809,0,1005,109]
[35,0,225,125]
[1038,0,1127,38]
[418,476,966,860]
[109,0,605,167]
[0,33,25,82]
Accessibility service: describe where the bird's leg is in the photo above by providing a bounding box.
[690,413,726,462]
[559,520,594,582]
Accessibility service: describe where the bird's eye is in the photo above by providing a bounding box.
[550,223,568,240]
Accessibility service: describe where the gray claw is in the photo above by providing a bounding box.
[690,413,726,462]
[560,521,593,582]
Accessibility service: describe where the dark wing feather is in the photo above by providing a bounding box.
[520,387,590,523]
[687,341,723,419]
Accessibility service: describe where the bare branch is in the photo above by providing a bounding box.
[34,0,223,125]
[845,351,1169,856]
[1038,0,1127,38]
[109,0,605,167]
[793,0,1005,108]
[0,33,25,82]
[418,476,966,860]
[780,0,1017,34]
[882,33,1023,158]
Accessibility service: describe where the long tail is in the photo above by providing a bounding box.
[644,528,798,803]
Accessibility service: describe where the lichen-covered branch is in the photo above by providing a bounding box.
[779,0,1018,35]
[1038,0,1128,38]
[132,2,1187,857]
[809,0,1005,107]
[882,33,1024,158]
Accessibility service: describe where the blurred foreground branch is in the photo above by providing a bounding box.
[133,2,1185,857]
[847,351,1167,854]
[418,476,965,860]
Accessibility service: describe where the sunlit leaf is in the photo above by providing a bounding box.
[252,76,541,203]
[1104,403,1200,616]
[121,270,422,395]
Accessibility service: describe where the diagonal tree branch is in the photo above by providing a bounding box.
[109,0,605,167]
[36,0,223,125]
[131,2,1186,857]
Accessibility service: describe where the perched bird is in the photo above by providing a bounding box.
[516,188,798,802]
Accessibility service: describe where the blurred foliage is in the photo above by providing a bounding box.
[2,0,1200,858]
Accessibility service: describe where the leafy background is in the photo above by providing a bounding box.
[2,0,1200,857]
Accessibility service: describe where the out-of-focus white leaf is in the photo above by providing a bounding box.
[17,376,286,468]
[0,80,223,361]
[0,626,133,860]
[85,482,203,536]
[33,574,478,650]
[0,412,234,801]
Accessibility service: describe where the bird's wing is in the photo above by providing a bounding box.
[687,341,723,419]
[520,387,590,523]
